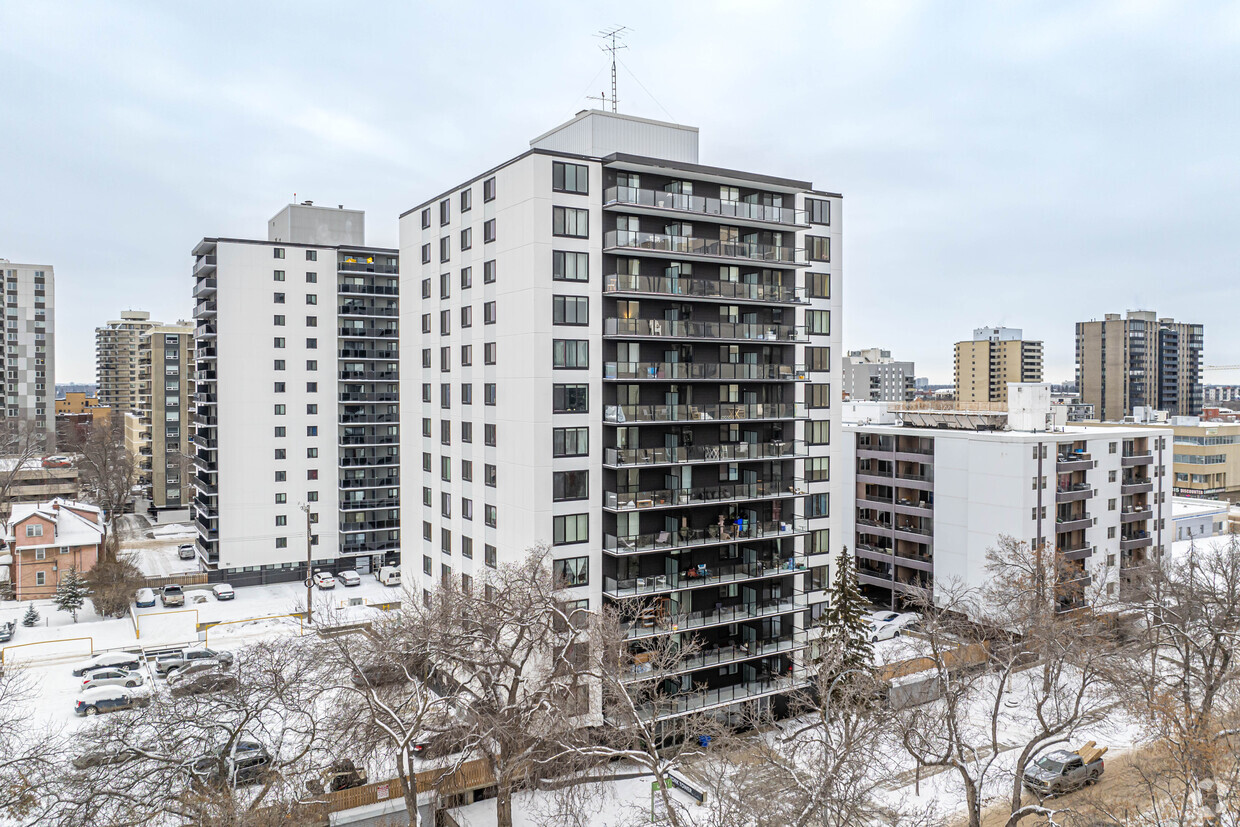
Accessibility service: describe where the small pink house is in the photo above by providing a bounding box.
[5,498,104,600]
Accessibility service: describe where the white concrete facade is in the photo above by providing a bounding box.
[400,111,841,714]
[192,209,399,582]
[0,261,54,446]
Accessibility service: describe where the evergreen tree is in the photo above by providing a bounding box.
[21,602,40,626]
[53,567,89,622]
[818,546,874,681]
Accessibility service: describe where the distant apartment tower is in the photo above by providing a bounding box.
[844,384,1172,609]
[124,322,194,509]
[954,327,1042,406]
[842,348,915,403]
[1076,311,1203,420]
[192,204,399,583]
[399,110,840,717]
[0,261,54,446]
[96,311,159,412]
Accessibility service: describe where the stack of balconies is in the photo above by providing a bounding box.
[600,179,815,715]
[337,252,400,561]
[853,434,934,600]
[1119,438,1155,593]
[191,246,219,564]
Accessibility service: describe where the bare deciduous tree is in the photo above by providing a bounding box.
[71,417,135,556]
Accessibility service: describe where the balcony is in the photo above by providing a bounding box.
[604,479,805,511]
[338,326,397,339]
[193,255,217,276]
[1055,515,1092,533]
[625,675,803,721]
[605,402,805,425]
[604,273,806,305]
[194,300,217,317]
[1121,507,1154,523]
[1057,542,1093,562]
[1121,532,1153,550]
[339,303,399,318]
[604,440,803,468]
[339,434,399,447]
[338,258,398,275]
[604,230,807,265]
[603,558,805,598]
[196,323,217,339]
[339,455,398,468]
[338,282,399,295]
[604,361,807,382]
[605,517,808,555]
[192,278,217,298]
[1056,452,1095,471]
[1055,484,1094,503]
[338,391,399,403]
[627,595,805,640]
[1122,452,1154,467]
[339,475,399,489]
[604,317,805,343]
[629,633,805,680]
[1122,478,1154,494]
[604,186,807,226]
[855,543,933,572]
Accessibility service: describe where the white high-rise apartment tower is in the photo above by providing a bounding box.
[399,111,841,716]
[0,261,54,446]
[192,204,399,584]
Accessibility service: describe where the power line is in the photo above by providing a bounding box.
[618,57,675,123]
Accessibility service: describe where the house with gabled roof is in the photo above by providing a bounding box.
[3,498,104,600]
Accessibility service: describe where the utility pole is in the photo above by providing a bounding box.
[301,503,313,625]
[593,25,628,113]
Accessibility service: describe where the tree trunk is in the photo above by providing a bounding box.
[399,747,423,827]
[496,782,514,827]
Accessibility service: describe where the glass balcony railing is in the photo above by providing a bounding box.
[603,557,806,598]
[604,273,806,304]
[605,517,808,554]
[628,633,806,678]
[627,595,806,639]
[604,361,806,381]
[605,186,807,225]
[605,402,806,424]
[604,230,806,264]
[604,440,804,467]
[605,479,805,510]
[625,675,802,720]
[605,317,805,342]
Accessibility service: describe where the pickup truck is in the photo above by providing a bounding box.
[154,647,234,676]
[1023,744,1106,795]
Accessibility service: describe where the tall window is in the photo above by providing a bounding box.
[807,272,830,299]
[806,310,830,335]
[807,457,830,482]
[807,236,830,262]
[552,207,589,238]
[484,260,496,283]
[484,219,496,243]
[553,251,588,282]
[806,198,830,225]
[807,420,830,445]
[806,346,830,372]
[439,198,451,226]
[460,188,472,212]
[460,227,472,250]
[483,177,496,202]
[808,383,831,408]
[552,162,589,194]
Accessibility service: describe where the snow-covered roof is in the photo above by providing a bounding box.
[1172,496,1230,519]
[7,498,103,549]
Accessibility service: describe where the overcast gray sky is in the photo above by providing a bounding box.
[2,1,1237,384]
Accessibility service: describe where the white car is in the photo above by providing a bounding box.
[865,611,922,642]
[81,668,144,692]
[72,652,143,677]
[336,570,361,587]
[865,617,903,643]
[212,584,235,601]
[312,572,336,590]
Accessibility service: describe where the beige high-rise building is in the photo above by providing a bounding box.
[96,311,159,412]
[954,326,1043,405]
[124,321,194,509]
[1076,311,1203,421]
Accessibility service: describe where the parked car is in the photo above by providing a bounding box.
[336,570,361,587]
[41,455,71,468]
[160,584,185,607]
[376,566,401,586]
[312,571,336,590]
[72,652,143,677]
[351,661,410,688]
[0,621,14,642]
[155,647,234,676]
[135,588,156,608]
[1023,746,1105,795]
[867,611,922,633]
[305,758,368,795]
[212,583,235,600]
[178,544,196,560]
[74,686,150,716]
[165,660,220,686]
[71,746,140,770]
[864,617,903,643]
[188,741,273,788]
[80,668,144,692]
[170,671,238,698]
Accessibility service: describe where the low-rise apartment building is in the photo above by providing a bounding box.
[4,498,103,599]
[843,384,1172,610]
[843,348,915,402]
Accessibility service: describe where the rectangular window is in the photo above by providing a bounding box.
[807,272,830,299]
[484,383,496,406]
[275,493,287,503]
[422,278,432,299]
[553,470,589,501]
[273,315,285,326]
[306,338,317,349]
[462,498,474,521]
[306,294,317,305]
[440,198,451,226]
[484,260,496,283]
[462,422,473,443]
[553,514,589,545]
[806,493,829,518]
[461,306,472,328]
[807,420,830,446]
[306,249,317,261]
[807,457,830,482]
[460,227,472,251]
[421,243,431,264]
[274,359,285,370]
[440,309,450,335]
[806,346,830,372]
[461,345,472,366]
[808,383,831,408]
[553,296,589,325]
[305,315,317,326]
[422,314,431,334]
[552,206,589,238]
[276,538,287,548]
[274,381,286,393]
[440,272,451,298]
[440,236,450,263]
[462,460,472,481]
[807,236,831,262]
[421,208,431,229]
[273,248,285,259]
[485,544,497,568]
[484,219,496,243]
[553,251,589,282]
[461,267,472,289]
[554,556,589,587]
[485,424,496,446]
[484,302,496,324]
[442,493,452,518]
[806,310,830,335]
[273,404,286,415]
[274,292,285,304]
[553,384,588,413]
[485,505,497,527]
[274,427,286,437]
[552,161,589,194]
[553,427,589,457]
[441,384,451,408]
[483,177,496,202]
[274,337,285,348]
[553,339,589,369]
[484,343,497,365]
[807,198,830,225]
[462,383,474,405]
[441,456,451,482]
[274,270,285,281]
[422,348,432,368]
[460,188,472,212]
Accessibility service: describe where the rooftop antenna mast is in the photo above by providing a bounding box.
[593,25,628,112]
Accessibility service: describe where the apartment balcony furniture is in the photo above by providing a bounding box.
[602,557,806,599]
[604,440,804,468]
[605,517,808,555]
[605,402,805,425]
[604,230,808,265]
[603,361,808,382]
[603,273,806,305]
[1055,484,1094,503]
[604,317,806,343]
[604,480,806,512]
[1056,452,1095,472]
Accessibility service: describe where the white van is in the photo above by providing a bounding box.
[376,566,401,586]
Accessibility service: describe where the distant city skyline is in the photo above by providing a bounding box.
[2,2,1237,382]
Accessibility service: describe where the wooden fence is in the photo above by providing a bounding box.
[284,758,495,822]
[140,572,209,590]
